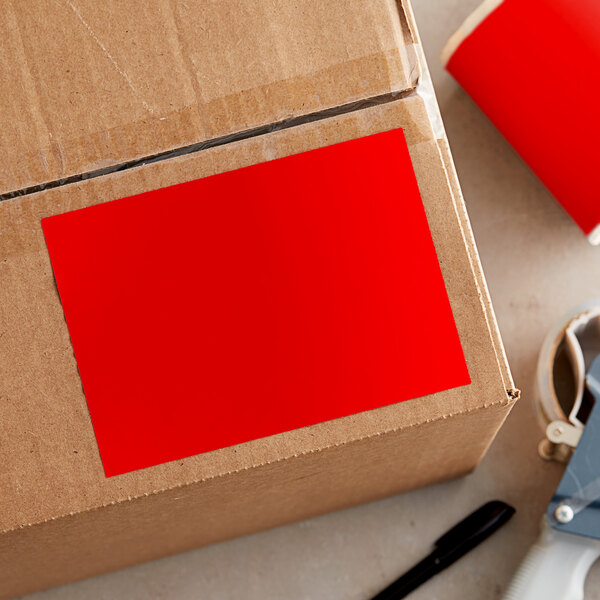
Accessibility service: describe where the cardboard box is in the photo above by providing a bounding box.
[0,1,517,597]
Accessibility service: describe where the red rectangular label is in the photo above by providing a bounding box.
[42,128,470,477]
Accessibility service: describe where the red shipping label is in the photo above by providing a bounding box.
[42,128,470,477]
[446,0,600,242]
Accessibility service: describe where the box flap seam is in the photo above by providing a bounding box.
[0,87,418,204]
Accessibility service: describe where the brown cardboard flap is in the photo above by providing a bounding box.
[0,94,511,534]
[0,0,418,196]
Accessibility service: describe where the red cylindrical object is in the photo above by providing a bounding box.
[445,0,600,243]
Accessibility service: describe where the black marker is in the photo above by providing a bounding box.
[371,500,516,600]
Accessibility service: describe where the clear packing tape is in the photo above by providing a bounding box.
[537,302,600,429]
[0,41,429,201]
[0,0,428,201]
[412,43,446,142]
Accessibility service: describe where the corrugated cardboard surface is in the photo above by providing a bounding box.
[0,0,417,196]
[0,94,515,598]
[0,1,515,597]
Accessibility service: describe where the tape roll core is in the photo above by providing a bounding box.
[536,301,600,429]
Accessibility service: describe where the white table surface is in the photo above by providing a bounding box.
[21,1,600,598]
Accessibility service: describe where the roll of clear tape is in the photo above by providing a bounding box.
[536,300,600,460]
